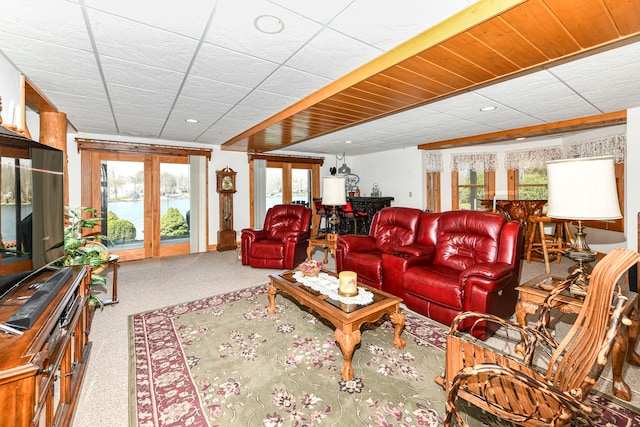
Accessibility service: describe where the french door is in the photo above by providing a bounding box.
[86,152,191,261]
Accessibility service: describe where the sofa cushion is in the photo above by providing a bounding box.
[433,211,504,271]
[268,208,306,240]
[249,240,284,259]
[373,207,422,253]
[403,265,463,310]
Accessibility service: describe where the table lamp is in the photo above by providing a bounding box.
[322,176,347,239]
[546,156,621,288]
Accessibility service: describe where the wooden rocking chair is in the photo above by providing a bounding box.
[440,247,640,426]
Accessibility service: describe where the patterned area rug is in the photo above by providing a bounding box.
[130,285,640,426]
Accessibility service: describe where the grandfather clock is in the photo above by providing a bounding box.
[216,167,237,251]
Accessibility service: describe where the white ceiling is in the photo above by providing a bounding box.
[1,0,639,156]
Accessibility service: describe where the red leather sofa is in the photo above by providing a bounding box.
[241,204,312,269]
[336,208,523,339]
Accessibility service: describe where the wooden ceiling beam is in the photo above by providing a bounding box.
[221,0,640,153]
[417,111,627,150]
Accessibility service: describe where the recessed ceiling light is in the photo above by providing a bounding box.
[516,137,526,140]
[344,140,353,144]
[479,106,497,112]
[254,15,284,34]
[185,118,199,123]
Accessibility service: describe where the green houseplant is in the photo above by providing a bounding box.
[57,207,110,308]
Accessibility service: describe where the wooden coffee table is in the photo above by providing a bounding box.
[267,270,406,381]
[516,274,640,401]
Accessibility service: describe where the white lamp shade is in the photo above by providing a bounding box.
[546,156,621,220]
[322,176,347,206]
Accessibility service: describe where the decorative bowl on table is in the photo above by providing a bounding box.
[298,260,322,277]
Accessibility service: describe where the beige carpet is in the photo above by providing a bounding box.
[72,249,640,427]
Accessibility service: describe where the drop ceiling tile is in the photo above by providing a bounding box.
[190,43,280,88]
[234,90,298,118]
[205,0,322,63]
[100,57,184,94]
[521,96,601,122]
[0,35,101,80]
[550,41,640,82]
[84,0,218,39]
[19,67,105,99]
[271,0,351,24]
[284,28,383,80]
[180,75,251,105]
[257,66,331,98]
[172,96,234,122]
[88,9,198,73]
[108,89,172,121]
[1,0,91,51]
[115,114,165,137]
[329,0,477,50]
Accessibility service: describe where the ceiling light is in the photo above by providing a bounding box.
[516,137,526,140]
[479,106,497,112]
[185,118,199,123]
[254,15,284,34]
[344,140,352,144]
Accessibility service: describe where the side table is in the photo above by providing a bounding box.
[516,274,640,401]
[306,236,337,265]
[102,254,120,306]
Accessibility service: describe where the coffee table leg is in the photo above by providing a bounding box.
[267,284,277,315]
[390,311,406,349]
[334,328,361,381]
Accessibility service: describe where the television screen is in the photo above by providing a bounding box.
[0,128,65,283]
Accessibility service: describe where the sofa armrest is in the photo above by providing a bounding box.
[241,228,268,241]
[461,262,513,281]
[282,231,310,244]
[460,262,515,293]
[392,244,435,258]
[337,234,377,253]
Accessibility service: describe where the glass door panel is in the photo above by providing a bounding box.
[292,168,311,207]
[158,162,190,254]
[266,167,282,209]
[101,160,145,252]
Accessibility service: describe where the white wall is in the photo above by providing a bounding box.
[0,52,21,127]
[341,146,425,209]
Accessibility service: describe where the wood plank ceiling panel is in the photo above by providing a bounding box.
[221,0,640,153]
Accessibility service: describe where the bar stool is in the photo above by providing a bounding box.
[526,215,573,274]
[341,201,368,235]
[312,198,329,235]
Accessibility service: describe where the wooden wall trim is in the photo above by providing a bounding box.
[248,153,324,165]
[76,138,212,159]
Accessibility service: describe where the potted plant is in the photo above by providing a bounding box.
[57,207,111,309]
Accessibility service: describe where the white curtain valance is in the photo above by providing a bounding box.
[424,152,443,172]
[451,152,497,172]
[566,133,626,163]
[504,146,563,170]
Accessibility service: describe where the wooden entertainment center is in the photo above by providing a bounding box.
[0,266,91,427]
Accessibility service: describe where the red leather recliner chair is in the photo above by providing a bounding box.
[402,210,523,340]
[335,207,425,288]
[241,204,312,269]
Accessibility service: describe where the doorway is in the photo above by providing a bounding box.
[78,139,211,262]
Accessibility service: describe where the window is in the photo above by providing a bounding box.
[505,147,561,200]
[451,153,496,210]
[511,167,548,200]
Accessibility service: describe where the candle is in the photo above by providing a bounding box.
[338,271,358,297]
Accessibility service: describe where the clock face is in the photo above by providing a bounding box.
[222,175,234,191]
